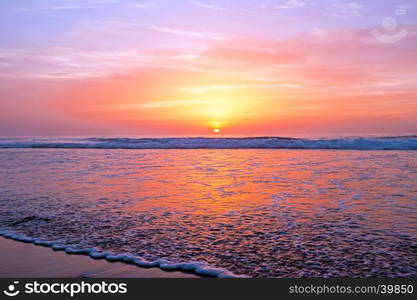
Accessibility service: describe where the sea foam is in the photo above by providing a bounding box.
[0,229,246,278]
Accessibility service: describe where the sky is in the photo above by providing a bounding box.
[0,0,416,136]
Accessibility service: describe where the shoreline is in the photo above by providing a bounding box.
[0,236,199,278]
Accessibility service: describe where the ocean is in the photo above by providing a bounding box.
[0,136,416,277]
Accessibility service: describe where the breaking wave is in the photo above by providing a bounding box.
[1,136,417,150]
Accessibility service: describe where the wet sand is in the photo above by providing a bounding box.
[0,237,198,278]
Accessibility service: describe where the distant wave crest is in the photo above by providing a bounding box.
[1,136,417,150]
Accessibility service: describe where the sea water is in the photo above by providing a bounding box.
[0,141,416,277]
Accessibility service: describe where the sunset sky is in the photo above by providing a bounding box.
[1,0,416,136]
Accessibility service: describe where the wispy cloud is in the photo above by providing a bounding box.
[326,2,364,18]
[140,99,210,109]
[43,0,121,10]
[0,48,166,79]
[178,83,301,94]
[1,24,416,93]
[188,0,227,11]
[147,25,224,40]
[45,5,102,10]
[272,0,306,10]
[128,0,160,9]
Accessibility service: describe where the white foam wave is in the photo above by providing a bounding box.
[0,229,247,278]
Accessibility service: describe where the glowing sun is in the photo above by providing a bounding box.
[214,128,221,134]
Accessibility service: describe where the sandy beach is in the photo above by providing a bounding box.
[0,237,198,278]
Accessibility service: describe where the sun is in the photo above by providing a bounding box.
[213,128,221,134]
